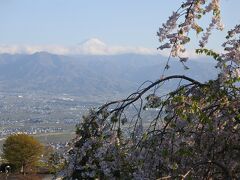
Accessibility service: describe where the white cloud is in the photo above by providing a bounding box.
[0,38,158,56]
[0,44,69,55]
[0,39,206,59]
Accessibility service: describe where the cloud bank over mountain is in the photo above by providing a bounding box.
[0,38,157,56]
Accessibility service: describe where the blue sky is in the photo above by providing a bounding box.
[0,0,239,55]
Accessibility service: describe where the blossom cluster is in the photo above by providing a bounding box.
[218,25,240,82]
[157,0,223,60]
[199,0,224,47]
[60,110,134,179]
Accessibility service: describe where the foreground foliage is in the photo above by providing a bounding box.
[60,0,240,179]
[2,134,43,174]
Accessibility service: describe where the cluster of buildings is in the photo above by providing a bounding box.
[0,127,63,137]
[48,142,69,151]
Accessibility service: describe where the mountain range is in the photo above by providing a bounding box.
[0,52,218,100]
